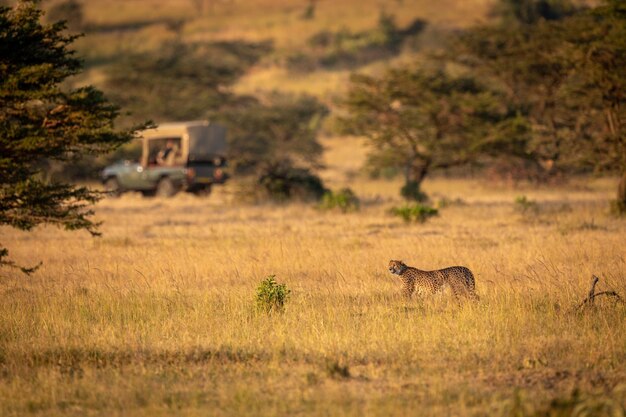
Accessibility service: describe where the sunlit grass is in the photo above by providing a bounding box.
[1,173,624,416]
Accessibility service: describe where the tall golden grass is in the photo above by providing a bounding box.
[1,172,624,416]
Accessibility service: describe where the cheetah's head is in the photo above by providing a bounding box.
[388,260,407,275]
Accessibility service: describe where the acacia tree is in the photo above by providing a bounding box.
[216,93,327,173]
[340,66,514,199]
[458,0,626,210]
[215,93,329,201]
[569,0,626,212]
[459,22,577,177]
[0,1,141,272]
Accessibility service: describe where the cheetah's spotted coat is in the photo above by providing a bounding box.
[388,260,479,301]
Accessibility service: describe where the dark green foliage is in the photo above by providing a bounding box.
[319,188,360,212]
[390,204,438,223]
[0,1,141,273]
[400,181,427,202]
[216,93,329,203]
[363,149,403,179]
[216,93,328,174]
[458,0,626,203]
[571,1,626,209]
[255,275,291,313]
[288,13,424,72]
[458,23,577,174]
[341,66,513,199]
[258,161,327,203]
[492,0,580,25]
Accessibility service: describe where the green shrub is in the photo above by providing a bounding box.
[319,188,360,212]
[258,162,327,203]
[390,204,438,223]
[255,275,291,313]
[514,195,539,214]
[400,181,428,202]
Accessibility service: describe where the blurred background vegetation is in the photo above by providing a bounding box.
[6,0,624,208]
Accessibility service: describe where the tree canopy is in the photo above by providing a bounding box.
[340,66,516,199]
[216,93,328,173]
[0,0,141,272]
[458,0,626,208]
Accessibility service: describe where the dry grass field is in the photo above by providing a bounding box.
[1,165,625,416]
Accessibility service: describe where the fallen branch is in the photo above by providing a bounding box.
[576,275,624,310]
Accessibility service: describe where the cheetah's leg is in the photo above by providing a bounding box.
[451,278,479,302]
[402,282,415,299]
[449,282,461,302]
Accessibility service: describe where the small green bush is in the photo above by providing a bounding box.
[255,275,291,313]
[514,195,539,214]
[319,188,360,212]
[390,204,438,223]
[258,162,327,203]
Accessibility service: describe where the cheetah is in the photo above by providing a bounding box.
[388,260,479,301]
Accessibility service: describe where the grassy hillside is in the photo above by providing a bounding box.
[60,0,494,99]
[81,0,493,45]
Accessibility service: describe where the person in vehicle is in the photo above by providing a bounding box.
[156,139,179,166]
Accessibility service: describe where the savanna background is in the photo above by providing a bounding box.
[1,0,625,416]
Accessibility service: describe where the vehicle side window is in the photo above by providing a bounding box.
[149,137,182,166]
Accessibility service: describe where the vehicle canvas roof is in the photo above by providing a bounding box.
[146,120,211,132]
[142,120,212,136]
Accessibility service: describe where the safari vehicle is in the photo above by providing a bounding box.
[102,121,228,197]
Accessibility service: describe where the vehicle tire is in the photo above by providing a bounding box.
[192,185,212,197]
[156,177,177,198]
[104,177,122,197]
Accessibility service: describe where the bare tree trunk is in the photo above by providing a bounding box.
[403,158,429,187]
[411,162,430,185]
[402,157,430,201]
